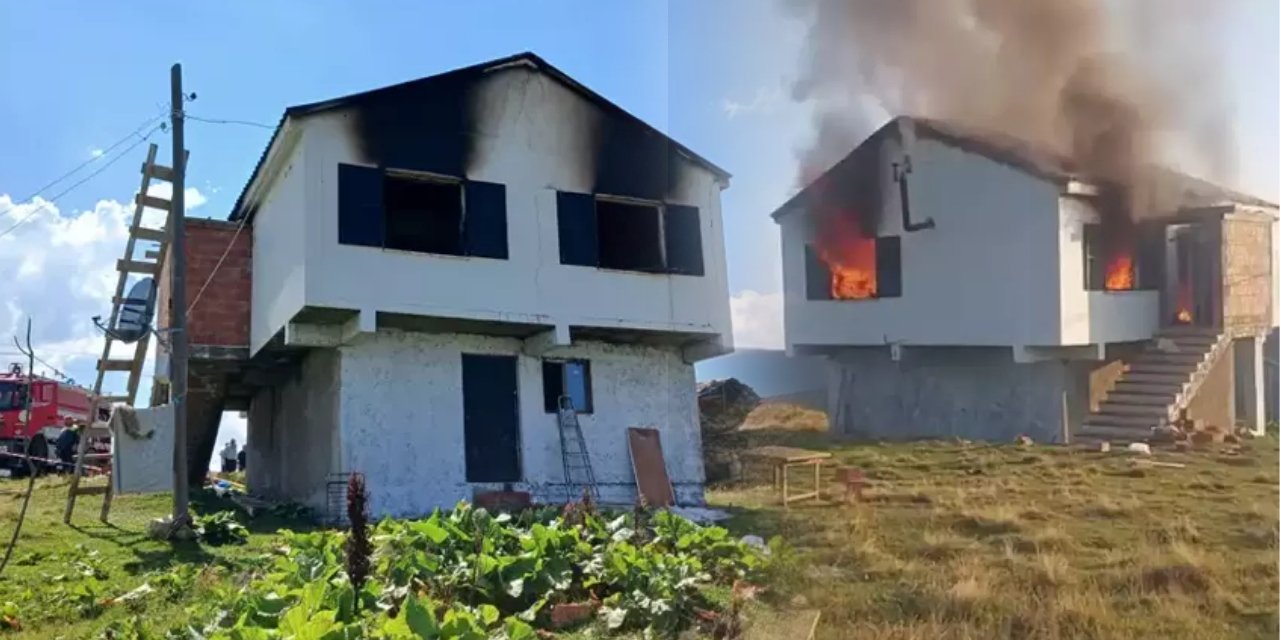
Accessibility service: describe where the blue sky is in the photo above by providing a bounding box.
[0,1,1275,464]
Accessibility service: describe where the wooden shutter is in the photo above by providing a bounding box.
[462,180,508,259]
[337,164,385,248]
[875,236,902,298]
[663,204,704,276]
[557,191,599,267]
[804,244,832,301]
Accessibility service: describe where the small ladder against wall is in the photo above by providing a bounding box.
[64,143,179,524]
[557,396,599,504]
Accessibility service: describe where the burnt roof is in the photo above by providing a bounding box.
[770,115,1276,220]
[229,52,730,222]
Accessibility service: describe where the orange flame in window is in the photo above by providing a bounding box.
[817,212,877,300]
[1104,252,1134,291]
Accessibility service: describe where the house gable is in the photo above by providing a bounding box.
[232,52,729,223]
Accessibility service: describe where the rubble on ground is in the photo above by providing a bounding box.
[698,378,761,482]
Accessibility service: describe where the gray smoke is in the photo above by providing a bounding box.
[783,0,1234,219]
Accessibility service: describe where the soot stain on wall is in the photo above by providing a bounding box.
[801,129,892,242]
[339,66,696,202]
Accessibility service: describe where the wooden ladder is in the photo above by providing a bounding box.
[64,143,182,524]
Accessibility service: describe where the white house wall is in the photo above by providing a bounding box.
[335,329,703,517]
[245,349,341,509]
[262,67,730,351]
[782,136,1065,349]
[250,134,309,354]
[1057,197,1159,345]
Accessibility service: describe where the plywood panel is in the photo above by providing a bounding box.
[627,427,675,507]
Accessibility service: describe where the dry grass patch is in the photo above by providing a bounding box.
[708,433,1279,640]
[741,402,828,431]
[1082,495,1139,518]
[1011,524,1074,553]
[921,528,981,560]
[954,505,1024,536]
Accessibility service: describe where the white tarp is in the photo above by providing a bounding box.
[112,404,174,494]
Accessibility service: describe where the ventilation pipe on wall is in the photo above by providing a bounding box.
[895,120,935,233]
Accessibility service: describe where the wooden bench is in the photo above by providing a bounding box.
[741,446,832,507]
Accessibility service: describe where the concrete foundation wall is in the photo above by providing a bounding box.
[827,347,1077,443]
[246,349,340,509]
[334,329,703,517]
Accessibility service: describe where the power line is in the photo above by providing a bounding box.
[0,123,164,241]
[0,113,165,219]
[185,113,275,130]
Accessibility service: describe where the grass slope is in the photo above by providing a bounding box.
[710,427,1280,639]
[1,427,1276,639]
[0,475,312,639]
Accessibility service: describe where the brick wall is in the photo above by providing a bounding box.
[1221,215,1273,336]
[155,218,251,348]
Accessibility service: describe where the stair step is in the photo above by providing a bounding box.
[1129,363,1197,375]
[1114,380,1184,395]
[1157,326,1220,338]
[1124,372,1191,385]
[1105,392,1177,406]
[1086,413,1165,428]
[1139,353,1206,365]
[1098,402,1172,417]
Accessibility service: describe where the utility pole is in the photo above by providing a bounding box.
[169,63,190,525]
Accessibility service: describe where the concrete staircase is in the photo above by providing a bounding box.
[1076,326,1230,443]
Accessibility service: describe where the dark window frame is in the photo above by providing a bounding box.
[542,359,594,415]
[1082,223,1160,292]
[337,163,508,260]
[803,235,903,301]
[555,190,705,277]
[382,170,466,257]
[595,195,667,273]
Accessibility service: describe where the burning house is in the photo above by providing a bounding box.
[772,116,1277,443]
[154,53,733,516]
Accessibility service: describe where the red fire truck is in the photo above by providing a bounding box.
[0,363,105,477]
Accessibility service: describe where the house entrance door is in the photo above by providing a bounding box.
[1169,225,1216,328]
[461,354,521,483]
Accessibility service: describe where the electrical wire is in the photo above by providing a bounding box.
[0,113,165,219]
[0,123,164,241]
[185,114,275,130]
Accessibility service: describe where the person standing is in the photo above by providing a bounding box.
[236,444,246,473]
[54,417,80,472]
[220,438,238,474]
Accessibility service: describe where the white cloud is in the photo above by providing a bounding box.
[0,190,174,395]
[145,183,208,211]
[89,148,105,158]
[722,86,784,119]
[730,289,785,349]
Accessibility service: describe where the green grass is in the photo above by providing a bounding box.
[2,429,1277,639]
[0,475,313,639]
[709,429,1280,640]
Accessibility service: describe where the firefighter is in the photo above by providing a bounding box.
[54,417,80,472]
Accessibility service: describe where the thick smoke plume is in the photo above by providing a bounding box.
[783,0,1233,222]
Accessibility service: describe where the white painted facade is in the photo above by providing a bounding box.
[247,67,732,358]
[246,331,703,516]
[240,61,728,514]
[778,132,1158,351]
